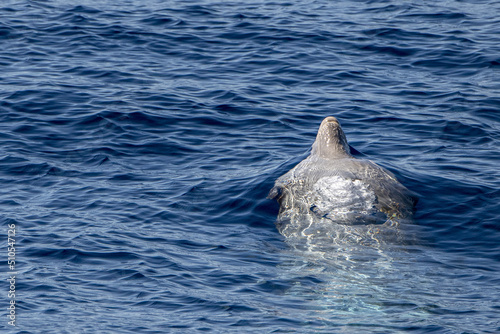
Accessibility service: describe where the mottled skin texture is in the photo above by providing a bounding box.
[269,117,417,244]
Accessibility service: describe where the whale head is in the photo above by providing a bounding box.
[311,117,351,159]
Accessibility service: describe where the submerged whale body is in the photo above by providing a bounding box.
[269,117,417,248]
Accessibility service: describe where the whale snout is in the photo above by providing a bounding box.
[324,116,339,124]
[312,116,351,158]
[321,117,340,128]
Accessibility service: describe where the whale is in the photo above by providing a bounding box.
[268,117,417,248]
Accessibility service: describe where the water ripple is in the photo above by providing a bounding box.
[1,0,499,333]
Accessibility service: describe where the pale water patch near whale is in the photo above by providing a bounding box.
[311,176,377,221]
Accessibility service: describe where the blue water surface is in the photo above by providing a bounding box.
[1,0,499,333]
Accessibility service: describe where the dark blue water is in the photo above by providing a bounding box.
[1,0,499,332]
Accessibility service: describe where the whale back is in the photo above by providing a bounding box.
[269,116,417,247]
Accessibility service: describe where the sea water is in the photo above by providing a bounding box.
[0,0,499,332]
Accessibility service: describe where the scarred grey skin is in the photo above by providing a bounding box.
[269,117,417,245]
